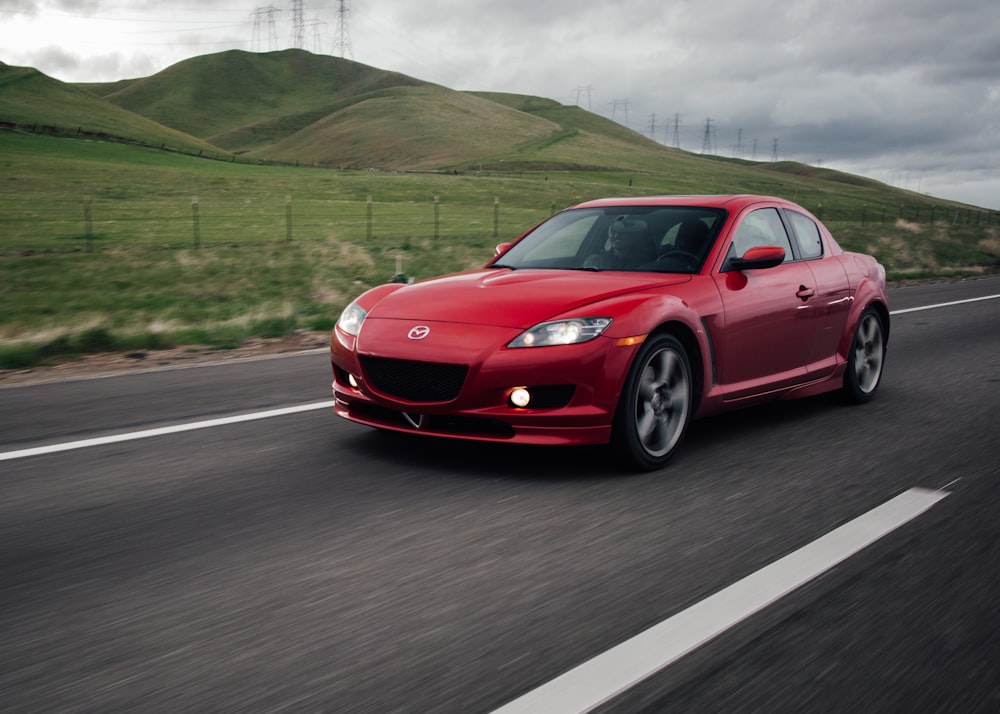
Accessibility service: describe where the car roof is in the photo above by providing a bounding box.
[569,195,793,211]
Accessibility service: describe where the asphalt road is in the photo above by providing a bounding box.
[1,275,998,713]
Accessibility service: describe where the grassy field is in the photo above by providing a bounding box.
[4,48,996,371]
[2,129,999,369]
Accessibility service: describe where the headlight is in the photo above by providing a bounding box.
[337,302,367,336]
[508,317,612,348]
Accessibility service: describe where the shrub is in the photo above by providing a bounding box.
[75,327,117,353]
[0,343,42,370]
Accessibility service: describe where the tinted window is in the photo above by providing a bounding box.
[731,208,792,262]
[787,210,823,259]
[493,206,724,274]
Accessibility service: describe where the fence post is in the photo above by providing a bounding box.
[434,195,440,240]
[285,195,292,242]
[366,195,373,240]
[493,197,500,239]
[192,196,201,249]
[861,205,866,226]
[84,196,93,252]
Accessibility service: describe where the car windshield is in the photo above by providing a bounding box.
[491,206,726,274]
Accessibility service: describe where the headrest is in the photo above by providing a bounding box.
[610,216,648,236]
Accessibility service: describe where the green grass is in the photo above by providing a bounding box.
[2,92,999,370]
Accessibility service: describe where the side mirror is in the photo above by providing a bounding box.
[730,245,785,271]
[494,242,513,257]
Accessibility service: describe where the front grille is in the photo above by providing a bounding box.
[360,356,468,402]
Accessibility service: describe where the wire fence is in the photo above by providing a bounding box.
[3,121,997,253]
[5,194,993,254]
[0,194,556,254]
[813,202,997,227]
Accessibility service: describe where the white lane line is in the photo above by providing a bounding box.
[4,292,995,462]
[0,400,335,462]
[890,293,1000,315]
[492,487,950,714]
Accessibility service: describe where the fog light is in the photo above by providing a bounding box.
[348,373,359,389]
[509,387,531,408]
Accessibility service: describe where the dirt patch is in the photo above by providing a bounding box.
[895,218,923,233]
[0,331,330,386]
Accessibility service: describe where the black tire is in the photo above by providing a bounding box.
[843,307,886,403]
[611,333,693,471]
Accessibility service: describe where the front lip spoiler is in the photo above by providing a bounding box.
[337,400,516,439]
[334,398,612,446]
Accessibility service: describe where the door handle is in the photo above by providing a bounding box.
[796,285,815,300]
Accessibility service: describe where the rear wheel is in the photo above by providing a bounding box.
[843,307,886,403]
[611,333,693,471]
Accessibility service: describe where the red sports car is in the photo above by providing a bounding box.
[330,195,888,470]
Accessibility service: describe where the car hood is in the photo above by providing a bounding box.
[366,269,691,328]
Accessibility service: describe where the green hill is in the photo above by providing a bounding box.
[81,49,431,154]
[76,49,679,172]
[0,62,218,154]
[250,85,564,169]
[33,48,979,200]
[5,48,986,209]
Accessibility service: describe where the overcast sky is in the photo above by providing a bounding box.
[2,0,998,208]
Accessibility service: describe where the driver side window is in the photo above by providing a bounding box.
[731,208,792,262]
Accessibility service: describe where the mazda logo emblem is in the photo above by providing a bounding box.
[408,325,430,340]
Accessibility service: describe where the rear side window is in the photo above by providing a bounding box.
[787,211,824,259]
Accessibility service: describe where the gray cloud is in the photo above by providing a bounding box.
[0,0,40,12]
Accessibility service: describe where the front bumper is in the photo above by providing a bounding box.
[330,320,637,447]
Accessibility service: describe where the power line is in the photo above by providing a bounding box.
[307,15,327,54]
[701,117,714,154]
[250,5,281,52]
[574,85,595,111]
[333,0,353,59]
[289,0,305,50]
[609,98,630,128]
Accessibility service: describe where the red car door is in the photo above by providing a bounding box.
[784,209,853,376]
[712,206,820,400]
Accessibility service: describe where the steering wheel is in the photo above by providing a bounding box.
[657,250,700,267]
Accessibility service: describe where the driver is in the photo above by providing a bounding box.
[585,216,656,269]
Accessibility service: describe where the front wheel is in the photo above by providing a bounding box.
[843,307,886,403]
[611,334,693,471]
